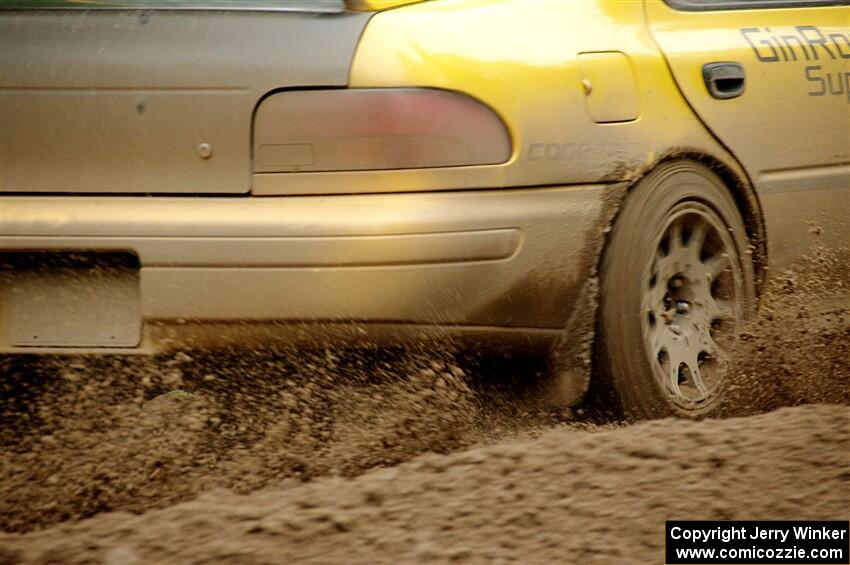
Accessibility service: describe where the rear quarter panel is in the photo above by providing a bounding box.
[332,0,741,191]
[647,0,849,275]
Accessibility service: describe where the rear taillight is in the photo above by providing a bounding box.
[253,88,511,173]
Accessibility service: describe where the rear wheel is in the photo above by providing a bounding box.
[597,161,755,419]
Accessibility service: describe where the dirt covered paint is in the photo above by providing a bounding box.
[544,182,628,406]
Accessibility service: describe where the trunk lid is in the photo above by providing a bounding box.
[0,5,370,194]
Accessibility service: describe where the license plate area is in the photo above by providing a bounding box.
[0,252,141,348]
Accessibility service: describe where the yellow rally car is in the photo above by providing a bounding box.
[0,0,848,418]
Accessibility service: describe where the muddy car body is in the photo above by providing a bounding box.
[1,0,848,418]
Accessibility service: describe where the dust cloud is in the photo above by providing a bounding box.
[0,244,847,564]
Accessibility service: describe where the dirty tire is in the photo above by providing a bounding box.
[598,160,756,419]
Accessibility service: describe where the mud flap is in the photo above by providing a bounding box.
[545,183,628,407]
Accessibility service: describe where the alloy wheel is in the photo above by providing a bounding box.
[641,201,744,411]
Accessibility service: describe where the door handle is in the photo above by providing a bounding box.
[702,62,745,99]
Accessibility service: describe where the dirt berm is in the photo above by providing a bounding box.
[1,404,847,564]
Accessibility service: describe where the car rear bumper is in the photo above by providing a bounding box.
[0,185,617,353]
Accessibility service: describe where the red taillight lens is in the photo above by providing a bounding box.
[253,89,511,173]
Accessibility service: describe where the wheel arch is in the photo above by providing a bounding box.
[549,149,768,410]
[587,152,766,418]
[615,150,768,297]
